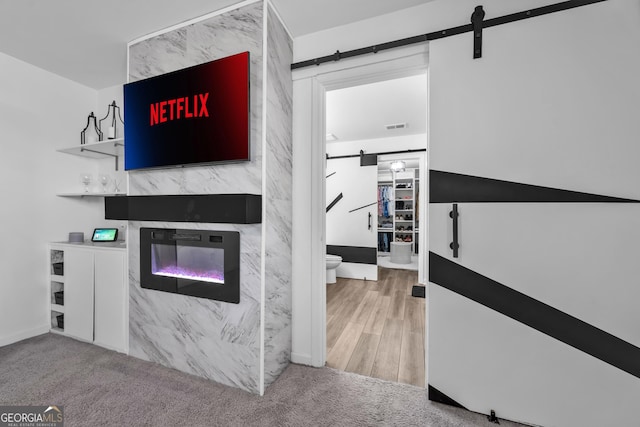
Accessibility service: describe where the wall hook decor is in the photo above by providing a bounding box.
[326,193,343,213]
[80,112,103,145]
[99,100,125,140]
[471,5,486,59]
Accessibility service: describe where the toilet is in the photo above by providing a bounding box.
[326,254,342,284]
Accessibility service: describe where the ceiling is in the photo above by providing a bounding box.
[326,74,427,143]
[0,0,432,89]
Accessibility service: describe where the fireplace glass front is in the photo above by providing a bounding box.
[140,228,240,303]
[152,244,225,284]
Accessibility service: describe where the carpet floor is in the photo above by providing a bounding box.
[0,334,527,426]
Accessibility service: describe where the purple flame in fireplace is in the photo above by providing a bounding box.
[153,266,224,284]
[151,243,225,284]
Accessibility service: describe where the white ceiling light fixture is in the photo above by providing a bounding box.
[390,160,406,172]
[326,133,338,141]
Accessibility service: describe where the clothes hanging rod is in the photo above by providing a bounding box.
[291,0,607,70]
[327,148,426,161]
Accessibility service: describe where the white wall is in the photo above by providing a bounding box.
[0,52,109,345]
[96,84,128,228]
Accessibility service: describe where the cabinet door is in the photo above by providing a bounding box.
[64,249,94,342]
[94,250,126,352]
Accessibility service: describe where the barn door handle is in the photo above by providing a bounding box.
[368,212,372,230]
[449,203,459,258]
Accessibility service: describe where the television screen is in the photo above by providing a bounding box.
[124,51,250,170]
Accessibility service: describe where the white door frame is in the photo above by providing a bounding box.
[291,44,429,369]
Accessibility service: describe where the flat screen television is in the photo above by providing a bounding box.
[124,51,250,170]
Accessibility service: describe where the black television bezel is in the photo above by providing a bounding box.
[123,51,251,171]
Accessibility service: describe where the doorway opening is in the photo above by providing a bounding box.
[324,73,427,386]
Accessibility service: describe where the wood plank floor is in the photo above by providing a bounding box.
[326,267,426,387]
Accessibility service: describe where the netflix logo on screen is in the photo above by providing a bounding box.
[150,93,209,126]
[124,52,250,170]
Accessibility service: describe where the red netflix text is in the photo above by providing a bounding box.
[150,93,210,126]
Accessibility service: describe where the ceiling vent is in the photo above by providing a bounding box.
[385,123,408,130]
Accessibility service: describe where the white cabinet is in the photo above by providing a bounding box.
[94,250,127,351]
[49,243,127,352]
[64,249,94,342]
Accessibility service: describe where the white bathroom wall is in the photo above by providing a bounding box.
[325,157,377,280]
[0,52,105,346]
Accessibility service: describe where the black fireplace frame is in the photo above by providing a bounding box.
[140,228,240,303]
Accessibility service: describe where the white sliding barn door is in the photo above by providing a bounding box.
[428,1,640,426]
[326,156,378,280]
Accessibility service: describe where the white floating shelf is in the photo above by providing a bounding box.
[51,304,65,313]
[51,275,65,282]
[56,138,124,158]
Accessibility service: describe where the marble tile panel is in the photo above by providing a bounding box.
[128,1,264,197]
[185,3,263,65]
[128,219,262,392]
[126,1,295,394]
[264,11,293,202]
[129,321,260,393]
[129,29,189,82]
[128,160,263,196]
[261,5,294,387]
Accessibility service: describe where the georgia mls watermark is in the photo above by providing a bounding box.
[0,406,63,427]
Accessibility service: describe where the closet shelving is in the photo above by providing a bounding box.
[378,170,420,254]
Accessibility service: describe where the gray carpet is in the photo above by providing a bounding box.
[0,334,526,426]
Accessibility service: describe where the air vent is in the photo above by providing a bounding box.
[385,123,408,130]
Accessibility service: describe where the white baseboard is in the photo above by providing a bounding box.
[336,262,378,281]
[290,351,313,366]
[0,325,49,347]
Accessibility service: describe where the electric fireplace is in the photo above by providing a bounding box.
[140,228,240,303]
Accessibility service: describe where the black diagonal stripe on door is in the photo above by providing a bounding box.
[430,170,640,203]
[429,251,640,379]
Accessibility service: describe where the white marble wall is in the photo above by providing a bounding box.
[263,4,293,387]
[128,221,262,391]
[127,2,264,393]
[126,1,293,394]
[128,2,264,196]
